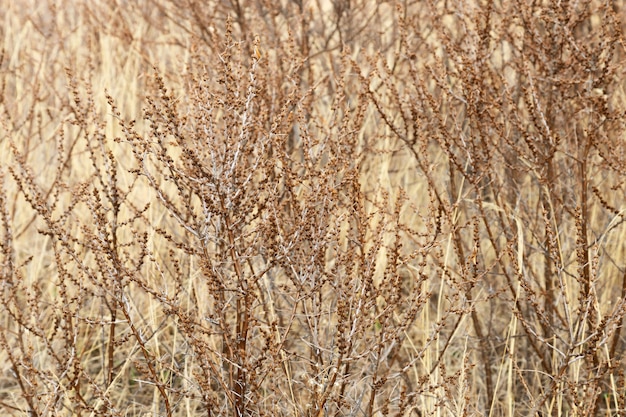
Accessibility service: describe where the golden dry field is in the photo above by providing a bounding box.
[1,1,626,416]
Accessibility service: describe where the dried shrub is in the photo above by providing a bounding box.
[0,1,625,416]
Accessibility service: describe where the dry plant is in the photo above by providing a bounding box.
[0,1,625,416]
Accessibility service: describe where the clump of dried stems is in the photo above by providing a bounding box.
[1,0,625,416]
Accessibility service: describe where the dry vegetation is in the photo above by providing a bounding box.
[1,0,626,416]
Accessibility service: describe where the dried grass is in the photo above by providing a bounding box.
[1,0,625,416]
